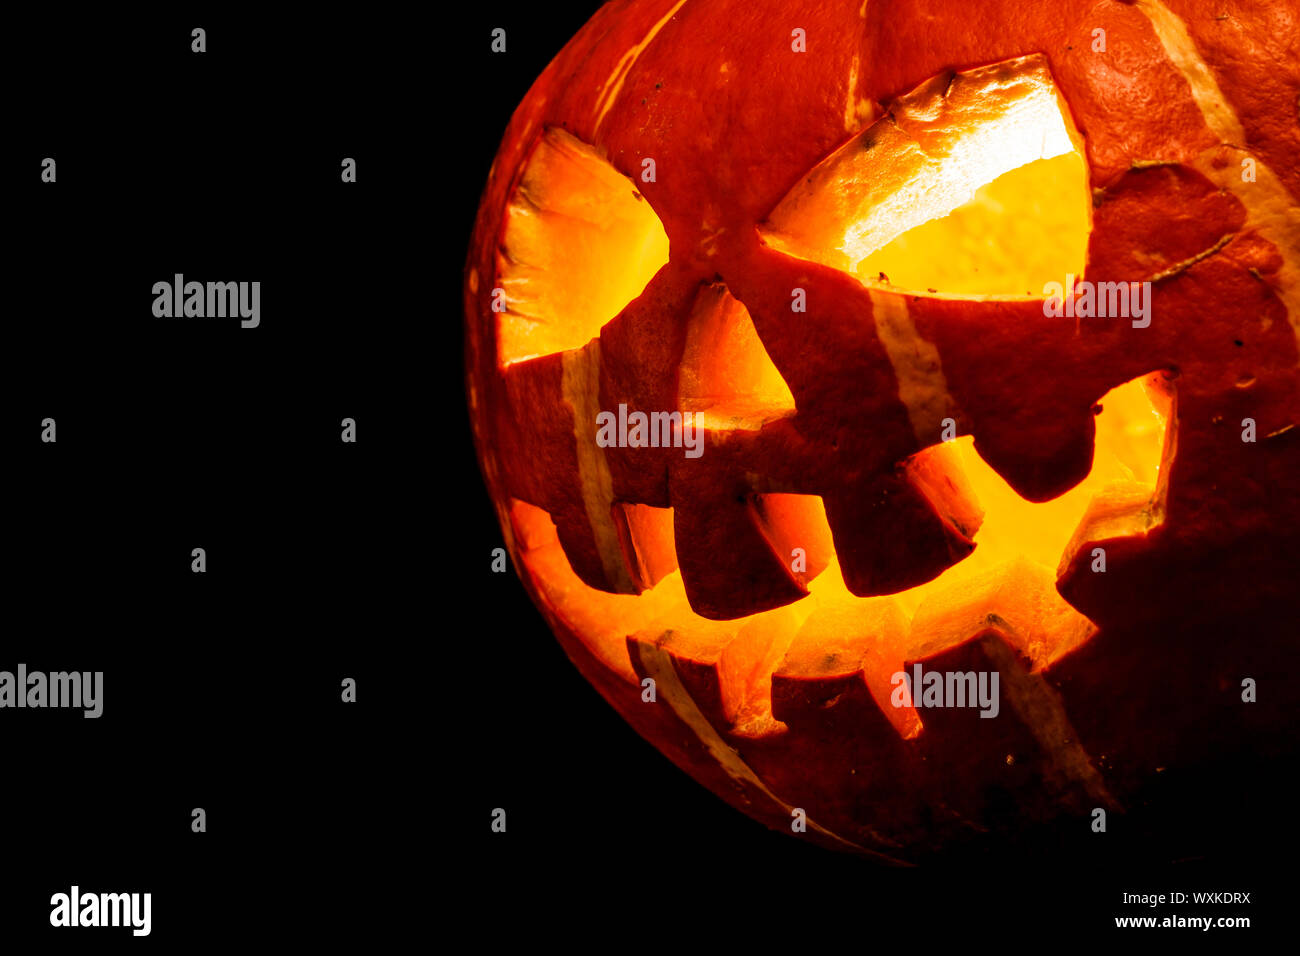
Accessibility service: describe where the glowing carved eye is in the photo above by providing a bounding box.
[759,53,1091,297]
[495,127,671,367]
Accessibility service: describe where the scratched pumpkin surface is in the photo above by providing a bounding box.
[464,0,1300,860]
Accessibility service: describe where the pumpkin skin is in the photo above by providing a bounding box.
[465,0,1300,860]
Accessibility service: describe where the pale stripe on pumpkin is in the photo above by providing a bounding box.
[868,289,960,447]
[592,0,690,134]
[562,342,637,593]
[1138,0,1300,358]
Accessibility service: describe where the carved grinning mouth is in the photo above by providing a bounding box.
[509,368,1174,743]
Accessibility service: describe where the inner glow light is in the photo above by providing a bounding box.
[815,375,1172,620]
[857,151,1091,295]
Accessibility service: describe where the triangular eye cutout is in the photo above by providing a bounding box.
[495,128,670,366]
[678,282,797,430]
[759,54,1091,298]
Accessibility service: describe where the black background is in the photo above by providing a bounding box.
[5,1,1293,946]
[7,6,421,947]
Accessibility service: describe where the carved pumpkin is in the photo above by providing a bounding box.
[464,0,1300,860]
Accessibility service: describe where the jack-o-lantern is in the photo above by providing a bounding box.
[465,0,1300,860]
